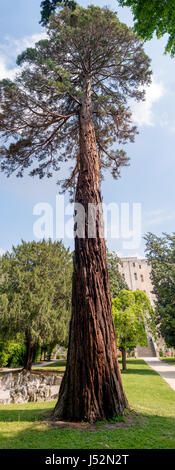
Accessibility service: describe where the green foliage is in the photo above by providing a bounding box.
[40,1,77,26]
[0,239,72,357]
[0,335,26,368]
[0,4,151,198]
[107,251,129,297]
[144,232,175,348]
[33,345,42,363]
[118,0,175,56]
[113,289,156,352]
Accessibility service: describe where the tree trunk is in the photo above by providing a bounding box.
[23,334,35,372]
[53,77,129,422]
[121,348,127,371]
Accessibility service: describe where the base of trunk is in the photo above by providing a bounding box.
[53,364,129,423]
[53,238,129,424]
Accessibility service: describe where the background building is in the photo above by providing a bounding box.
[118,257,156,307]
[118,257,157,357]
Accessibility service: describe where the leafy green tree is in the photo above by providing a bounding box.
[107,251,129,298]
[0,240,72,370]
[113,289,156,370]
[144,232,175,348]
[0,3,151,422]
[118,0,175,56]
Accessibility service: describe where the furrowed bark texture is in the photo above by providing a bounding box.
[53,79,129,422]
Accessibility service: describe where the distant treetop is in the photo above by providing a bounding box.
[40,0,77,26]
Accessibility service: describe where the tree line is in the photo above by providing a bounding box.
[1,237,168,374]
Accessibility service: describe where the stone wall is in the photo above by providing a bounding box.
[0,371,62,404]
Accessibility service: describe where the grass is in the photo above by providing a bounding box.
[161,357,175,366]
[0,359,175,449]
[33,360,67,373]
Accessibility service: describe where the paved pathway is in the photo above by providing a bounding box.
[141,357,175,392]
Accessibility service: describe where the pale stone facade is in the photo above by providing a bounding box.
[118,256,156,307]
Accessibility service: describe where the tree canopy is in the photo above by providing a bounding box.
[113,289,156,369]
[0,4,151,197]
[0,239,72,369]
[144,232,175,348]
[118,0,175,56]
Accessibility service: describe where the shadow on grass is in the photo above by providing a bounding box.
[162,358,175,365]
[121,368,158,376]
[118,359,158,375]
[0,406,54,422]
[118,359,149,366]
[0,407,175,449]
[40,361,67,368]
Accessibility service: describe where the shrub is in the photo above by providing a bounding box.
[0,337,26,368]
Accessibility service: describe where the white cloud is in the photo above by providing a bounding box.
[0,56,18,80]
[0,248,5,256]
[0,32,47,80]
[131,78,166,127]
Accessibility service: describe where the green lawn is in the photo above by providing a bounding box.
[33,360,67,373]
[0,359,175,449]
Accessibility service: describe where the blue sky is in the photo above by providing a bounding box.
[0,0,175,257]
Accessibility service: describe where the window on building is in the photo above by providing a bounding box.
[122,273,125,280]
[141,274,144,282]
[139,264,141,269]
[134,272,137,280]
[133,262,135,267]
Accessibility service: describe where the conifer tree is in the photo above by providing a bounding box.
[0,240,72,370]
[145,232,175,348]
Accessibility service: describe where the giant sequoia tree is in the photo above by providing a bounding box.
[0,4,151,422]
